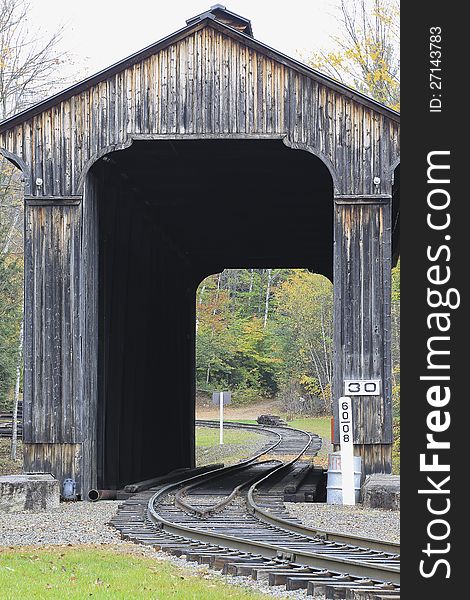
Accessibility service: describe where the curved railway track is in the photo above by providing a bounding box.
[111,420,400,599]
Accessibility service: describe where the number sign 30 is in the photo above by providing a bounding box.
[344,380,381,396]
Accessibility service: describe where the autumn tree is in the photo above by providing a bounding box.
[0,195,22,411]
[196,273,232,386]
[195,269,335,410]
[196,269,285,402]
[275,271,334,414]
[306,0,399,110]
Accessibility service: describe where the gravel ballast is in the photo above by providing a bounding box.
[0,500,123,547]
[285,502,400,543]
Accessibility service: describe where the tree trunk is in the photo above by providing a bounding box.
[247,269,254,310]
[263,268,272,329]
[206,272,222,385]
[258,269,265,313]
[10,317,24,461]
[308,343,329,413]
[2,205,20,254]
[320,302,332,385]
[198,284,206,305]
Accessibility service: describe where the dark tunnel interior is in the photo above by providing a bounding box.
[91,139,335,489]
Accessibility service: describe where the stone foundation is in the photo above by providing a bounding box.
[362,474,400,510]
[0,473,60,512]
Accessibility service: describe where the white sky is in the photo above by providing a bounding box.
[29,1,339,80]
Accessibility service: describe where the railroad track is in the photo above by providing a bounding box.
[111,420,400,599]
[0,406,22,439]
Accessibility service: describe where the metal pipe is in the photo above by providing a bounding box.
[87,489,117,501]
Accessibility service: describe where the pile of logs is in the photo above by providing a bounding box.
[256,414,287,427]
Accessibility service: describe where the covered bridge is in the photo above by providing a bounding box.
[0,5,400,497]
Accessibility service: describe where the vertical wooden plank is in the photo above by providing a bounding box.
[212,31,220,134]
[71,95,80,195]
[246,46,254,133]
[205,28,213,133]
[160,46,168,134]
[107,76,116,144]
[222,31,229,133]
[169,43,177,133]
[155,53,161,133]
[186,33,194,133]
[80,173,99,494]
[177,38,186,133]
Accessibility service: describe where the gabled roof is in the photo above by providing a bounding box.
[0,8,399,133]
[186,4,253,36]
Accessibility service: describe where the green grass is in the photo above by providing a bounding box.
[195,426,259,447]
[224,416,331,439]
[196,417,331,446]
[0,546,269,600]
[284,416,332,442]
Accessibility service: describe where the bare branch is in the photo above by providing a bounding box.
[0,0,70,119]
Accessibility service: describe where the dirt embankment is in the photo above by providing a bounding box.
[196,393,282,421]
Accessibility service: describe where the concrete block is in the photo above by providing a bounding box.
[0,473,60,512]
[362,474,400,510]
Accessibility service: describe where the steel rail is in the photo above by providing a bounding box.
[175,459,283,517]
[199,420,400,555]
[147,424,400,585]
[174,420,301,517]
[147,425,283,516]
[147,502,399,584]
[247,446,400,556]
[172,418,283,516]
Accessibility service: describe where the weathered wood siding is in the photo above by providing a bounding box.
[23,199,82,444]
[23,443,82,492]
[0,22,399,198]
[333,197,393,473]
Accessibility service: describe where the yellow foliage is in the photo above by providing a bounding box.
[303,0,400,110]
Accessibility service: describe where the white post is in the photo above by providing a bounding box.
[219,391,224,445]
[338,396,355,505]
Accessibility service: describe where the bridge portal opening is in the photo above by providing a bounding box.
[193,266,335,470]
[91,139,333,490]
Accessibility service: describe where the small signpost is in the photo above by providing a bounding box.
[338,396,355,505]
[212,391,231,444]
